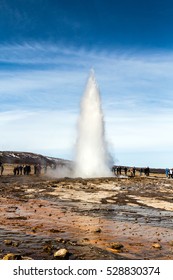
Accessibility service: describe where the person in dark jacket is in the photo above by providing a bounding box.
[0,164,4,175]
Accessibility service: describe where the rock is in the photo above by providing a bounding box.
[56,238,64,243]
[68,241,77,246]
[83,238,89,241]
[4,239,13,245]
[111,242,124,250]
[94,228,102,233]
[31,227,37,233]
[56,238,66,243]
[82,181,87,185]
[54,248,69,259]
[43,244,54,253]
[169,241,173,246]
[49,228,60,233]
[21,256,34,260]
[152,243,161,249]
[13,242,20,247]
[3,253,22,260]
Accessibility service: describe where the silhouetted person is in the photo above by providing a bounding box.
[140,168,143,176]
[13,166,17,175]
[19,165,23,175]
[16,166,20,175]
[168,168,173,178]
[27,165,31,175]
[133,167,136,177]
[165,168,169,178]
[112,166,116,175]
[117,166,122,175]
[24,165,31,175]
[0,164,4,175]
[145,167,150,176]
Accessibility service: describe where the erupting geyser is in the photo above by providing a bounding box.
[74,70,113,178]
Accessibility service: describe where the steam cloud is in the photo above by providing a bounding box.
[74,70,113,178]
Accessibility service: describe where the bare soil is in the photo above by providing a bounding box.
[0,170,173,260]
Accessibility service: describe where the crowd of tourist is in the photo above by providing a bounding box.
[112,166,150,177]
[0,162,47,176]
[1,161,173,179]
[13,164,44,176]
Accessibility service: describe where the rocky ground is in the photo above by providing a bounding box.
[0,173,173,260]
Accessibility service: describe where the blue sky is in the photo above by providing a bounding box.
[1,0,173,168]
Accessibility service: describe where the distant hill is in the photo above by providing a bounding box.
[0,151,71,166]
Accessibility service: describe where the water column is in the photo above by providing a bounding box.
[74,70,112,178]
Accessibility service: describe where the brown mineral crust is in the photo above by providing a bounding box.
[0,173,173,260]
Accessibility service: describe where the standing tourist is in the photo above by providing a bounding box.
[0,163,4,175]
[140,168,143,176]
[165,168,169,178]
[169,168,173,178]
[124,167,127,176]
[132,167,136,177]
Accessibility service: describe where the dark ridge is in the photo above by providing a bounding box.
[0,151,71,166]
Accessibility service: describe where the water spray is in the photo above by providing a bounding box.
[74,70,112,178]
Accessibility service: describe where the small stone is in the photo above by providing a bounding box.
[3,253,22,260]
[31,227,37,233]
[56,238,64,243]
[83,238,89,241]
[111,242,124,250]
[152,243,161,249]
[94,228,102,233]
[4,240,13,245]
[13,242,20,247]
[43,244,54,253]
[54,248,69,259]
[169,241,173,246]
[49,228,60,233]
[68,241,77,246]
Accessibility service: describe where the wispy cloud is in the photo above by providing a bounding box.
[1,43,173,167]
[0,109,76,157]
[1,43,173,110]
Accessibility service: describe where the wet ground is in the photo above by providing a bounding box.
[0,174,173,260]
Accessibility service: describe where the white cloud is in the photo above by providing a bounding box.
[106,111,173,151]
[1,43,173,167]
[0,109,77,156]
